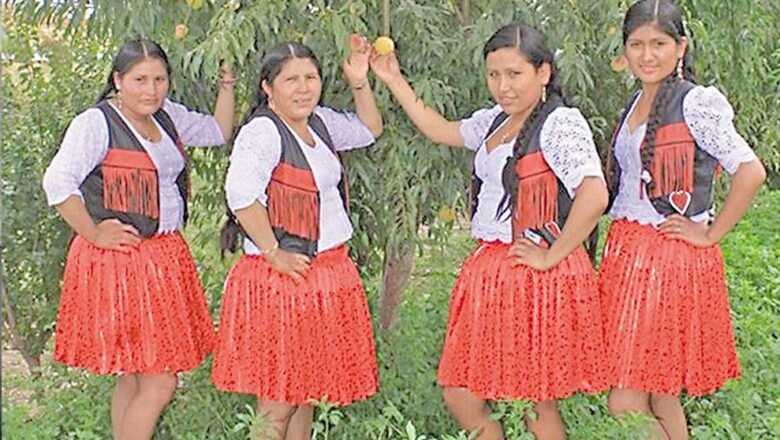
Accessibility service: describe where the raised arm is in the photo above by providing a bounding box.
[341,44,383,138]
[213,62,237,142]
[370,52,464,147]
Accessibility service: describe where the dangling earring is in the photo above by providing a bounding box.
[676,57,684,80]
[541,85,547,103]
[116,89,123,109]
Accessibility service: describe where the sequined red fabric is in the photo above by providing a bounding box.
[437,241,608,402]
[53,232,215,375]
[211,245,378,406]
[599,220,741,396]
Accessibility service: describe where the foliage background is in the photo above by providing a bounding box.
[3,0,779,438]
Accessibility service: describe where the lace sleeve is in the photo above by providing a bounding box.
[163,98,226,147]
[314,105,376,152]
[459,105,504,151]
[539,107,604,197]
[42,109,109,206]
[683,86,757,175]
[225,118,282,211]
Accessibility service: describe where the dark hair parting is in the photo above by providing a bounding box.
[96,39,172,104]
[623,0,696,192]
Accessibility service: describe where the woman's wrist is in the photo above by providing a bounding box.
[350,78,369,91]
[259,241,279,256]
[220,77,237,90]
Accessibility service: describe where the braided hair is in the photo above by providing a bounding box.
[489,23,569,222]
[622,0,696,194]
[220,42,324,256]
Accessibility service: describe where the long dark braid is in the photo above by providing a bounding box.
[624,0,697,193]
[496,91,565,222]
[486,23,569,221]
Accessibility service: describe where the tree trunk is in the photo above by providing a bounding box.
[2,282,42,370]
[379,247,414,331]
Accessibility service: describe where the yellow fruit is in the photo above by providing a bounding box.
[175,23,188,40]
[374,36,395,56]
[610,56,627,72]
[186,0,204,10]
[437,207,456,223]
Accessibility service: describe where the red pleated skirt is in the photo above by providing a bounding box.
[437,241,608,402]
[53,232,215,375]
[211,245,378,406]
[598,220,741,396]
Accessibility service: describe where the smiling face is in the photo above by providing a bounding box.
[113,57,169,119]
[485,47,550,117]
[262,57,322,123]
[624,22,687,87]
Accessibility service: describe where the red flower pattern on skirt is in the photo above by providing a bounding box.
[212,245,378,406]
[438,241,608,402]
[599,220,741,396]
[54,232,214,375]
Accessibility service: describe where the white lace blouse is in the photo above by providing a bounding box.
[608,86,758,227]
[42,99,226,233]
[225,106,375,255]
[460,104,604,243]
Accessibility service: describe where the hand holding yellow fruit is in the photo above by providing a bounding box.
[374,36,395,56]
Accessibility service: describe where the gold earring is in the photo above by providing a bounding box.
[676,58,684,80]
[116,89,123,109]
[541,85,547,103]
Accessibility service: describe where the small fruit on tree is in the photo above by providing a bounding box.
[610,56,627,72]
[175,23,188,39]
[437,206,456,223]
[186,0,204,10]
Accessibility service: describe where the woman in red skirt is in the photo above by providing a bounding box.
[600,1,767,438]
[42,40,235,439]
[212,40,383,439]
[371,23,609,439]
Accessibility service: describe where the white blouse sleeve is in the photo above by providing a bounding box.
[42,108,109,206]
[458,105,504,151]
[539,107,605,197]
[314,106,375,152]
[163,98,226,147]
[683,86,757,175]
[225,117,282,211]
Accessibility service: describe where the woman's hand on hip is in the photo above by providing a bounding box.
[90,219,142,252]
[265,249,311,284]
[659,214,716,247]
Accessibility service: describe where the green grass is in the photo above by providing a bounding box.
[3,190,779,439]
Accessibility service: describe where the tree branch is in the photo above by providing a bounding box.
[382,0,390,36]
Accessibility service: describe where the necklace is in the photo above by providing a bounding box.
[135,118,158,142]
[113,99,158,142]
[497,118,522,144]
[499,130,516,144]
[127,114,158,142]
